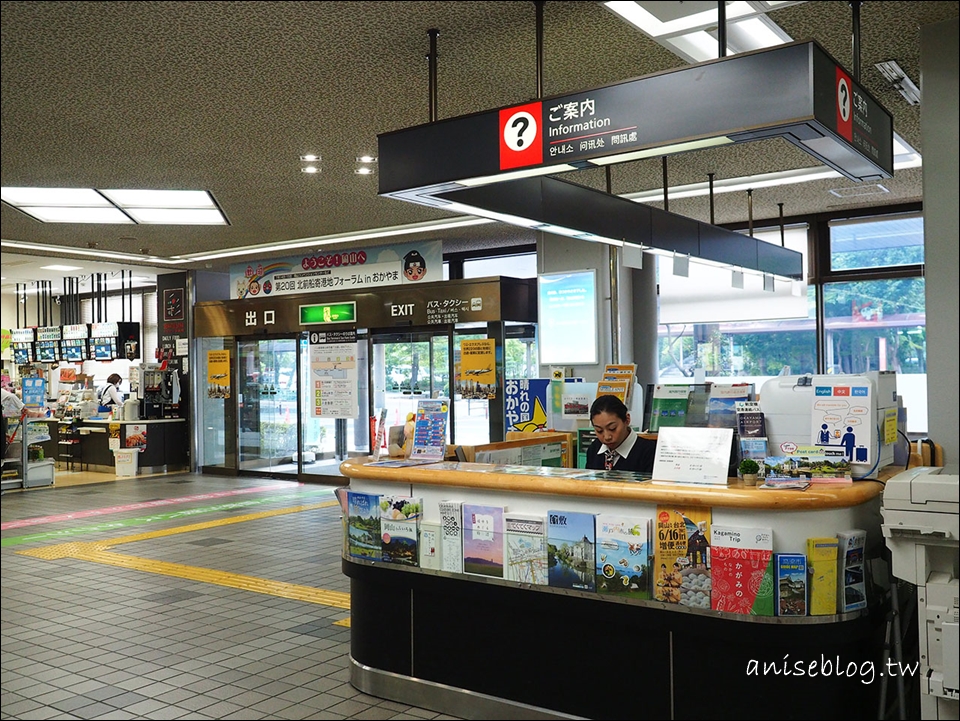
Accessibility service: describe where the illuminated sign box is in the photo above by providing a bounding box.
[300,302,357,325]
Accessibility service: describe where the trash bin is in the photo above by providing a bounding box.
[114,449,139,477]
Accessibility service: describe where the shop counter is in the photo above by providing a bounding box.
[340,458,898,720]
[54,418,188,474]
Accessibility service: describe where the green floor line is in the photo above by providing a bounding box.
[1,487,335,548]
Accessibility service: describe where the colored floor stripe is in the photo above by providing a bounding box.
[2,488,333,548]
[1,483,300,531]
[17,500,352,610]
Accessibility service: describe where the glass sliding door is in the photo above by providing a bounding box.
[238,337,300,476]
[300,333,371,476]
[198,336,237,471]
[371,330,451,448]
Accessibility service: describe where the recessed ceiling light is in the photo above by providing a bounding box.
[302,166,320,174]
[356,155,378,163]
[41,264,83,271]
[355,167,375,175]
[300,154,320,162]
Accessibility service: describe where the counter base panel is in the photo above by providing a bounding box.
[346,560,882,720]
[350,658,578,720]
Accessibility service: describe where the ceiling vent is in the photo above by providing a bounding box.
[828,184,890,198]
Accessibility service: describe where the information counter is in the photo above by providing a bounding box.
[340,458,896,720]
[39,418,188,475]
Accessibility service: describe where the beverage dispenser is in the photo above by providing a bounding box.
[141,363,182,419]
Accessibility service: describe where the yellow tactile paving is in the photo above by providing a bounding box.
[16,499,353,612]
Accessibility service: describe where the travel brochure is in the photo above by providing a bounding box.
[365,398,449,467]
[346,498,868,618]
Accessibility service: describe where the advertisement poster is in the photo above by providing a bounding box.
[504,378,550,433]
[409,399,449,460]
[653,506,712,607]
[21,377,46,408]
[230,240,443,299]
[206,350,231,399]
[109,422,121,451]
[309,330,358,419]
[810,380,874,464]
[125,424,148,448]
[456,339,496,399]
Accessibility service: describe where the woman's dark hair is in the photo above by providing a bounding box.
[590,394,629,422]
[107,373,123,386]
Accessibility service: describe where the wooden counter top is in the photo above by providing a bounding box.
[340,458,896,510]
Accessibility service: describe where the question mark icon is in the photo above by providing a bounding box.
[512,116,529,147]
[504,110,537,152]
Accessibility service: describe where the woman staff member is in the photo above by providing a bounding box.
[584,394,657,473]
[97,373,124,412]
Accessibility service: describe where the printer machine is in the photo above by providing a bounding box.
[882,465,959,719]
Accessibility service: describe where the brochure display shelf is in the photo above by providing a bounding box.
[1,418,56,491]
[340,458,899,721]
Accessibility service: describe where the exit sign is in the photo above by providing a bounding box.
[299,301,357,325]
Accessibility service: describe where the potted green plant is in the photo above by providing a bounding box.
[738,458,761,486]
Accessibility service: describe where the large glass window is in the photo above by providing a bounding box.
[829,214,923,271]
[658,225,815,385]
[823,277,926,431]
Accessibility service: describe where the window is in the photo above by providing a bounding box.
[658,225,815,385]
[829,214,923,271]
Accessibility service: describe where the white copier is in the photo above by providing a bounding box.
[882,465,959,720]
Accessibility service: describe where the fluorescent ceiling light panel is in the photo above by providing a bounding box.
[459,164,578,187]
[590,136,733,165]
[17,206,134,223]
[124,207,226,225]
[604,1,753,39]
[100,189,217,208]
[40,264,83,271]
[1,239,188,264]
[1,187,110,206]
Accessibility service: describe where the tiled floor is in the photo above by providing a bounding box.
[1,474,462,720]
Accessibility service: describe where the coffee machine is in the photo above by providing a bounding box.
[141,363,181,419]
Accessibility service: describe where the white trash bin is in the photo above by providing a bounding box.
[114,449,139,477]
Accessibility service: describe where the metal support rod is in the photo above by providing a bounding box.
[36,281,40,327]
[535,1,545,99]
[606,166,620,364]
[717,1,727,58]
[747,189,754,237]
[851,1,861,81]
[778,203,785,247]
[661,156,669,212]
[427,29,439,122]
[708,172,716,224]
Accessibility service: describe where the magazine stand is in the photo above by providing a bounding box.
[341,457,896,720]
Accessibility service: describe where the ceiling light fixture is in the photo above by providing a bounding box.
[354,167,375,175]
[1,187,226,225]
[301,166,320,174]
[40,264,83,272]
[603,0,800,63]
[0,239,188,264]
[356,155,377,163]
[874,60,921,106]
[300,154,320,162]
